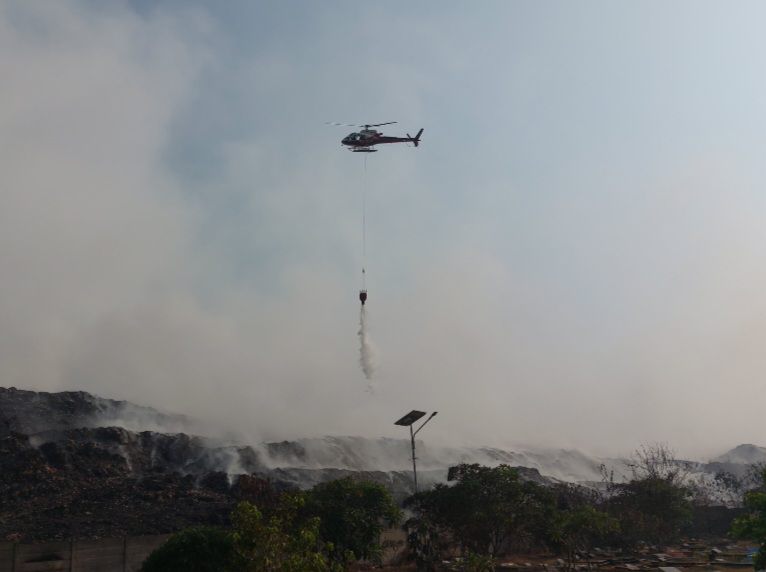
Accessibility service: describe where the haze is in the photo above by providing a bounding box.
[2,1,765,459]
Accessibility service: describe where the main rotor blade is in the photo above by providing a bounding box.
[326,121,398,128]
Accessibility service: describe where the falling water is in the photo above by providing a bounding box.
[358,305,377,380]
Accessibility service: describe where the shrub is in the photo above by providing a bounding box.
[141,526,239,572]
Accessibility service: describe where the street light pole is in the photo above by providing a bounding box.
[395,410,438,494]
[410,423,417,492]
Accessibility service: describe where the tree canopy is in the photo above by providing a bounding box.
[303,477,401,564]
[732,467,766,570]
[142,478,399,571]
[406,464,556,557]
[604,444,693,546]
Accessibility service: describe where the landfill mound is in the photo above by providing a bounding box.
[1,387,757,541]
[0,387,426,541]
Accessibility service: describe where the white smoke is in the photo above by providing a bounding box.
[358,306,377,380]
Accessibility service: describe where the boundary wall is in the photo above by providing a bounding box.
[0,529,407,571]
[0,535,170,572]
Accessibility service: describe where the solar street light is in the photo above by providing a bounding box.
[394,410,438,493]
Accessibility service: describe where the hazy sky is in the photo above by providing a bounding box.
[2,1,766,458]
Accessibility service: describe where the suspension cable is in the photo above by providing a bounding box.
[362,154,367,289]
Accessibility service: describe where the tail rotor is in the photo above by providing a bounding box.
[408,128,424,147]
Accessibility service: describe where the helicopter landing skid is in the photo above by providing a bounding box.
[352,147,377,153]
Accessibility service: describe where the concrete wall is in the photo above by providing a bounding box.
[0,529,406,571]
[0,535,170,572]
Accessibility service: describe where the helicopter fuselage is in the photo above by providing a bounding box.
[341,128,423,152]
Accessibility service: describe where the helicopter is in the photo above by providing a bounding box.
[327,121,424,152]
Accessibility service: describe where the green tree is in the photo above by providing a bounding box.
[606,476,691,546]
[549,505,616,571]
[407,464,556,558]
[732,467,766,570]
[404,514,445,572]
[140,526,240,572]
[303,477,401,565]
[231,498,341,572]
[605,444,692,546]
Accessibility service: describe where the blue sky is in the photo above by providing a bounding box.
[2,1,766,456]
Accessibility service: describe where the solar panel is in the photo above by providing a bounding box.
[394,410,426,426]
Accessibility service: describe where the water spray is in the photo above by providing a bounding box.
[358,305,376,379]
[356,155,375,379]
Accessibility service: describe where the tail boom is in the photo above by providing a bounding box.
[407,128,424,147]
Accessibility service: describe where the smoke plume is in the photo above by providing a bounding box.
[358,306,377,380]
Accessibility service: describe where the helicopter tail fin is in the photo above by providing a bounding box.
[407,128,424,147]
